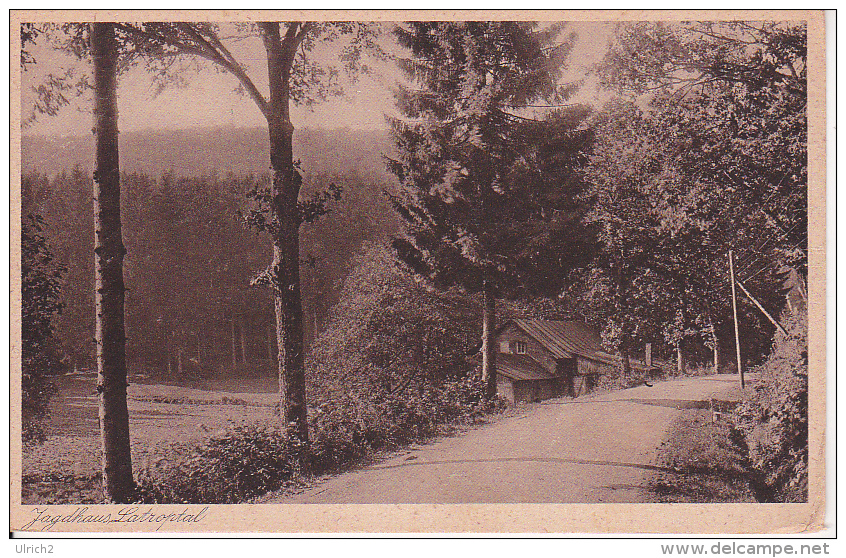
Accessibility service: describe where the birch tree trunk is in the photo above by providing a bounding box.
[239,315,248,364]
[91,22,134,503]
[480,282,498,399]
[261,23,308,442]
[676,344,686,375]
[711,325,721,374]
[230,309,238,368]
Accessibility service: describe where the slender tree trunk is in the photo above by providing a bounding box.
[91,22,134,504]
[621,347,631,380]
[676,343,686,375]
[239,315,248,364]
[711,324,720,374]
[614,260,631,381]
[262,22,308,442]
[177,347,184,377]
[230,309,238,368]
[480,281,497,399]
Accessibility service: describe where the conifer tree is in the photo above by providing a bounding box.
[387,22,592,397]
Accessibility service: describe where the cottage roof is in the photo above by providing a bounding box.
[495,353,557,382]
[511,319,605,360]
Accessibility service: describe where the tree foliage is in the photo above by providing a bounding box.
[599,21,807,274]
[309,242,481,401]
[735,308,808,502]
[573,21,806,367]
[22,161,395,375]
[388,21,593,297]
[387,21,598,396]
[578,99,788,364]
[21,214,65,444]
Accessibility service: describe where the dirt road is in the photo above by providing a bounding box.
[277,375,746,504]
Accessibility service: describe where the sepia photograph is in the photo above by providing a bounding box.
[10,10,827,534]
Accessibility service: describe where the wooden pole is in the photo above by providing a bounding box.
[735,279,788,336]
[728,250,744,388]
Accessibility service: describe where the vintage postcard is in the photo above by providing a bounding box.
[9,9,827,534]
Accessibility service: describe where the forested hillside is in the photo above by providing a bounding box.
[22,127,397,180]
[21,127,401,374]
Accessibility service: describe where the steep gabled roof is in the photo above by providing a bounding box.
[511,319,605,360]
[496,353,557,382]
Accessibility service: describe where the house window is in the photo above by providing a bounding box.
[513,341,527,355]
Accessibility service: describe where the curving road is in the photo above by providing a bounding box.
[275,375,746,504]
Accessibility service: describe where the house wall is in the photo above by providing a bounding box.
[533,379,556,401]
[497,324,559,375]
[512,379,556,404]
[496,376,515,403]
[576,356,617,377]
[497,377,558,404]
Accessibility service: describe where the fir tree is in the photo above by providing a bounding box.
[387,22,593,397]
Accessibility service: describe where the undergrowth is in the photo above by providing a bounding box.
[135,374,505,503]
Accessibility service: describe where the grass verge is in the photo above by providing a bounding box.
[646,404,756,503]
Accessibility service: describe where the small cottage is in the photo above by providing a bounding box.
[493,319,657,404]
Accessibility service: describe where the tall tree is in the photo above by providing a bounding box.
[90,22,135,503]
[387,22,591,397]
[598,21,807,277]
[578,98,789,374]
[117,22,380,441]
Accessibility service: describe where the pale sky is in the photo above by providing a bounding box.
[21,22,615,137]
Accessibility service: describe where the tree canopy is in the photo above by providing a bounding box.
[388,21,593,298]
[572,21,807,369]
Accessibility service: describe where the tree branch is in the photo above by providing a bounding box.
[119,23,269,119]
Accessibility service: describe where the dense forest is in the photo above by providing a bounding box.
[22,127,401,375]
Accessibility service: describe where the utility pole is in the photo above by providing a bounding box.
[728,250,744,388]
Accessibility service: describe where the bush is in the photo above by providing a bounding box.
[136,243,509,504]
[137,423,306,503]
[22,214,65,445]
[733,309,808,502]
[137,373,506,503]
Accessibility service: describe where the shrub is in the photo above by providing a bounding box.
[136,243,509,504]
[137,423,306,504]
[733,309,808,502]
[137,373,505,503]
[22,214,65,445]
